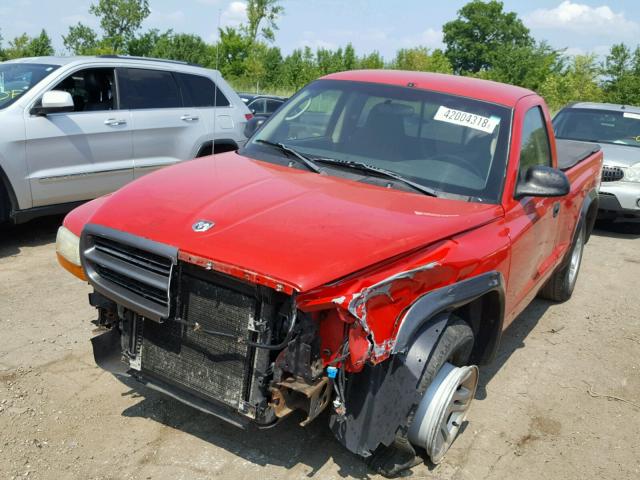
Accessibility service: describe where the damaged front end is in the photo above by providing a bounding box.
[81,223,474,460]
[82,224,345,429]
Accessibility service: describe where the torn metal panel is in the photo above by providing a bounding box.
[344,262,441,356]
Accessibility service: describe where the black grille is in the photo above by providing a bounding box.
[602,165,624,182]
[81,224,177,321]
[141,274,258,410]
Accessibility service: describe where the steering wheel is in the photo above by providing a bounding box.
[285,97,312,121]
[428,153,485,179]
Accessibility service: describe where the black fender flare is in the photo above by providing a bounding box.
[330,271,505,457]
[329,313,449,457]
[580,187,598,243]
[555,187,598,271]
[393,271,505,364]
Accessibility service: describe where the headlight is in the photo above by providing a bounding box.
[625,162,640,183]
[56,226,86,279]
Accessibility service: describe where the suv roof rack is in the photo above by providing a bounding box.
[95,55,202,67]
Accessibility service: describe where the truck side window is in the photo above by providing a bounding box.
[519,106,552,178]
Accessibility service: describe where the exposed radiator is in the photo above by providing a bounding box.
[141,272,259,411]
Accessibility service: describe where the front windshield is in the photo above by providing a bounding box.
[553,108,640,148]
[0,63,59,109]
[244,79,513,203]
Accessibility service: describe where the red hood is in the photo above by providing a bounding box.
[83,152,503,291]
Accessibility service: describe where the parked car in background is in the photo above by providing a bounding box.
[57,70,602,477]
[239,93,287,117]
[0,55,251,224]
[554,102,640,221]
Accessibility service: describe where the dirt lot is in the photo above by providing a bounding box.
[1,216,639,480]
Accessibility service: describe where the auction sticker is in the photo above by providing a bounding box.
[434,106,500,133]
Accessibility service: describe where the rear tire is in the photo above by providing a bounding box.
[538,222,586,302]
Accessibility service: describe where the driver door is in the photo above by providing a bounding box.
[506,106,559,314]
[24,67,133,207]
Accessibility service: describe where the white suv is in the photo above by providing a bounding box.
[0,55,252,223]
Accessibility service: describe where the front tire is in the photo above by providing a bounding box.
[538,222,586,302]
[408,318,477,464]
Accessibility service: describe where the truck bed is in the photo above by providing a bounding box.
[556,139,601,171]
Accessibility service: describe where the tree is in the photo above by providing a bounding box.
[601,43,640,106]
[217,27,252,79]
[63,23,100,55]
[262,46,284,87]
[343,43,357,71]
[539,55,604,111]
[28,29,55,57]
[442,0,532,74]
[3,30,54,59]
[245,0,283,43]
[152,32,213,66]
[392,47,452,73]
[126,28,163,56]
[0,29,5,60]
[89,0,150,53]
[281,47,317,90]
[480,41,563,92]
[316,47,343,75]
[358,51,384,70]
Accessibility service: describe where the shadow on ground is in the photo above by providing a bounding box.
[0,215,63,259]
[121,382,371,478]
[592,218,640,239]
[476,298,552,400]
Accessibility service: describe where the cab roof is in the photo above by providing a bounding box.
[321,70,536,108]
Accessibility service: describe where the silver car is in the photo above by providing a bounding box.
[554,102,640,220]
[0,56,251,223]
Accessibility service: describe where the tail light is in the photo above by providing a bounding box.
[245,113,254,121]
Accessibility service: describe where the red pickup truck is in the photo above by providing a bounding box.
[57,70,602,476]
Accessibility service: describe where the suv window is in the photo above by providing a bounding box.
[266,99,283,114]
[178,73,230,107]
[119,68,181,109]
[0,63,59,109]
[249,98,266,114]
[519,106,551,178]
[53,68,115,112]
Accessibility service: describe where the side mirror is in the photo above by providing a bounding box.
[33,90,74,116]
[244,116,266,138]
[514,165,570,199]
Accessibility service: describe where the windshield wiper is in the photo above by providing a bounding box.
[254,140,322,173]
[314,157,439,197]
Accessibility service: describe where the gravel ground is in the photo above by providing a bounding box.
[1,216,639,480]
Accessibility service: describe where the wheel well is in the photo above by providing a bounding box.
[450,291,503,366]
[0,166,17,223]
[584,197,598,243]
[196,140,239,157]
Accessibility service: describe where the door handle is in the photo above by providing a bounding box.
[553,202,561,218]
[180,115,199,122]
[104,118,127,126]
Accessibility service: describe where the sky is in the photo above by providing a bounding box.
[1,0,639,60]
